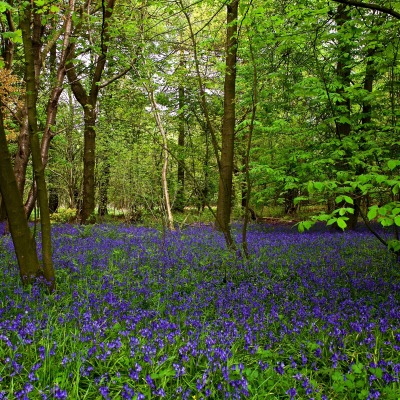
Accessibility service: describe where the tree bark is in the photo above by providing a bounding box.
[66,0,116,224]
[174,82,186,212]
[216,0,239,248]
[20,3,55,292]
[333,4,359,230]
[98,159,110,217]
[24,0,75,218]
[0,107,41,286]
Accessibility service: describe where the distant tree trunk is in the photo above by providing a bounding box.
[0,106,42,285]
[98,159,110,216]
[174,83,185,212]
[216,0,239,248]
[147,88,174,230]
[20,2,55,292]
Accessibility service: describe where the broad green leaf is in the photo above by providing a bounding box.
[303,220,313,230]
[314,181,324,190]
[342,195,353,204]
[336,218,347,230]
[0,1,13,12]
[367,206,378,220]
[335,196,343,204]
[379,217,393,227]
[388,159,400,170]
[395,216,400,226]
[327,218,337,226]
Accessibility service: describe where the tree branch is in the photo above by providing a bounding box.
[332,0,400,19]
[99,66,133,88]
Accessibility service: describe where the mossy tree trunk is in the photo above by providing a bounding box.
[20,3,56,292]
[0,107,42,286]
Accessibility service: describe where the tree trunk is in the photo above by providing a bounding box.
[0,107,42,286]
[147,88,174,230]
[81,107,97,223]
[333,4,358,230]
[216,0,239,248]
[20,3,56,292]
[174,83,185,212]
[98,159,110,217]
[24,0,75,218]
[14,111,30,198]
[66,0,115,224]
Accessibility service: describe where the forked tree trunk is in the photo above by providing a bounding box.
[20,3,55,292]
[24,0,75,219]
[66,0,115,224]
[216,0,239,248]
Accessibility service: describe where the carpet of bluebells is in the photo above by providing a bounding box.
[0,223,400,399]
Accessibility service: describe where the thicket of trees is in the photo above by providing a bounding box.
[1,0,400,288]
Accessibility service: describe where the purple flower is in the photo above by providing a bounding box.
[275,362,285,375]
[122,384,135,400]
[51,385,68,400]
[286,387,297,399]
[99,386,110,400]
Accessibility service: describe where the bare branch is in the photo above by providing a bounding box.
[332,0,400,19]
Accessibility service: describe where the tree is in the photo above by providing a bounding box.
[66,0,116,224]
[20,0,56,291]
[0,106,44,288]
[215,0,239,248]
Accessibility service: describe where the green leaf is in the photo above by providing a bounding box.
[0,1,13,12]
[327,218,337,226]
[352,363,364,374]
[314,181,324,190]
[335,196,343,204]
[298,222,304,233]
[50,5,60,12]
[336,217,347,230]
[342,195,354,204]
[367,206,378,220]
[303,220,313,230]
[332,371,344,381]
[395,215,400,226]
[388,159,400,170]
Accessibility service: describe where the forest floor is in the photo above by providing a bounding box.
[0,223,399,399]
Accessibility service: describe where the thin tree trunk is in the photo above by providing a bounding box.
[98,159,110,216]
[242,42,258,258]
[147,88,174,230]
[20,3,55,292]
[175,82,185,212]
[216,0,239,248]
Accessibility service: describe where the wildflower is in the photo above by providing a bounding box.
[275,361,285,375]
[286,387,297,399]
[99,386,110,400]
[51,385,68,400]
